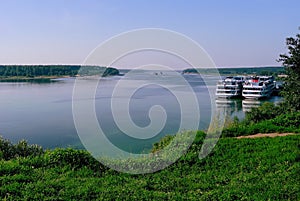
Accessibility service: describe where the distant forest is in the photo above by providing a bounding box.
[0,65,119,77]
[182,66,285,76]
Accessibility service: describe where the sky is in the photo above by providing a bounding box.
[0,0,299,68]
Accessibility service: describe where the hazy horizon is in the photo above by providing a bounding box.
[0,63,283,69]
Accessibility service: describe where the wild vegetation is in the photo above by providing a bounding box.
[0,132,299,200]
[278,32,300,111]
[222,105,300,137]
[0,137,43,160]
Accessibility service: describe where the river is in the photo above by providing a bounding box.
[0,70,282,153]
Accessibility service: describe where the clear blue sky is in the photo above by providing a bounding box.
[0,0,299,68]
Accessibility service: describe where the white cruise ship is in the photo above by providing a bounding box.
[216,76,246,98]
[242,76,276,99]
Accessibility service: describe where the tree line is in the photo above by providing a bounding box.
[0,65,119,77]
[182,66,285,77]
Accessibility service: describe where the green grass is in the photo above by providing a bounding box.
[222,111,300,137]
[1,132,299,200]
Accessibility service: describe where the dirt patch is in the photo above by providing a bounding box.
[236,133,297,139]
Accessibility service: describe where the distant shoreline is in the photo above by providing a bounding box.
[182,66,285,77]
[0,65,120,82]
[0,75,73,82]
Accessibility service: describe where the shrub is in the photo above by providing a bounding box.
[45,148,106,172]
[152,135,174,153]
[270,112,300,128]
[0,137,43,160]
[244,102,283,124]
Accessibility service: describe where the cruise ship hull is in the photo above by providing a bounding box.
[216,76,245,99]
[242,76,275,99]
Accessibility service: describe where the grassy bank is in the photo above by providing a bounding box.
[220,101,300,137]
[1,132,299,200]
[222,111,300,137]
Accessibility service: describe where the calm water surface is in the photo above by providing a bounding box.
[0,71,282,152]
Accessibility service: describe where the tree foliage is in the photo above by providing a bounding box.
[244,102,282,123]
[278,30,300,111]
[0,136,43,160]
[0,65,119,78]
[102,67,120,77]
[182,67,285,76]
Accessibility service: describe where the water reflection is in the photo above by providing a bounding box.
[216,97,283,115]
[242,99,262,112]
[242,96,283,112]
[215,98,243,116]
[215,96,283,121]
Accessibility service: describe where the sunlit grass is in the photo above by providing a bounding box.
[1,132,299,200]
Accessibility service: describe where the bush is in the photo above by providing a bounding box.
[45,148,106,172]
[152,135,174,153]
[0,137,43,160]
[244,102,283,124]
[270,112,300,128]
